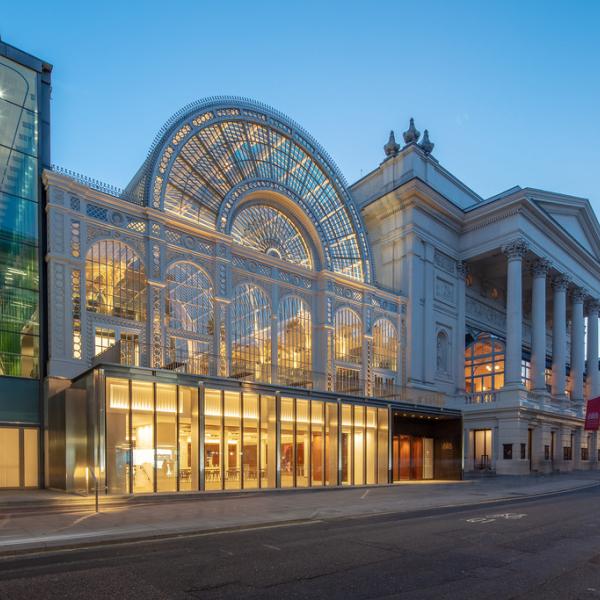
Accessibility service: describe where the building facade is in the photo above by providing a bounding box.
[1,41,599,492]
[0,40,51,489]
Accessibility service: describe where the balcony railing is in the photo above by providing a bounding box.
[92,340,406,402]
[465,391,497,404]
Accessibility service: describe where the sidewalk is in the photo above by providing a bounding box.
[1,472,599,556]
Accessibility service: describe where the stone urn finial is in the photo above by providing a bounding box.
[383,130,400,157]
[419,129,434,155]
[402,118,421,145]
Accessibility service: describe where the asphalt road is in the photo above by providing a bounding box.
[1,486,599,599]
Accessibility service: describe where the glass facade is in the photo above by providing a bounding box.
[0,55,40,380]
[105,377,390,493]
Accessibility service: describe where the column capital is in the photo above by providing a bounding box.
[456,260,469,278]
[571,287,588,303]
[551,274,571,291]
[530,257,551,277]
[502,238,529,260]
[587,298,600,314]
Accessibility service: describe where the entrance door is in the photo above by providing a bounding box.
[411,437,423,480]
[423,438,434,479]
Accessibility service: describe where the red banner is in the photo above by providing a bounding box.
[584,396,600,430]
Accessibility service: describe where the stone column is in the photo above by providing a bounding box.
[570,288,586,403]
[455,261,468,394]
[587,300,600,398]
[502,239,529,387]
[552,275,570,398]
[531,258,551,392]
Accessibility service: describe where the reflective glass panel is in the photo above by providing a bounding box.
[280,397,295,488]
[341,404,353,485]
[0,428,19,487]
[242,392,259,489]
[325,403,338,486]
[178,386,198,491]
[296,399,309,487]
[366,407,377,485]
[311,401,324,486]
[106,378,130,494]
[224,391,241,489]
[260,395,276,489]
[204,388,222,490]
[132,381,154,493]
[156,384,177,492]
[278,296,312,388]
[353,406,365,485]
[378,408,389,484]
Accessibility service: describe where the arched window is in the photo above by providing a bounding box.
[335,308,362,364]
[465,334,505,392]
[85,240,146,320]
[231,205,313,270]
[334,308,362,393]
[231,283,271,382]
[166,263,213,335]
[436,331,449,373]
[278,296,312,386]
[373,319,397,371]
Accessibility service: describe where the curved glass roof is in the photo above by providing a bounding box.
[231,205,312,270]
[132,97,372,283]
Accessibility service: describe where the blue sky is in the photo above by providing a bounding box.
[3,1,600,208]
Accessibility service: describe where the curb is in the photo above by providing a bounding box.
[1,479,599,559]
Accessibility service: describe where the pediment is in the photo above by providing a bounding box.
[534,198,600,259]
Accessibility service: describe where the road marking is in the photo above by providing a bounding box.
[466,512,526,524]
[220,548,234,556]
[263,544,281,551]
[361,490,370,499]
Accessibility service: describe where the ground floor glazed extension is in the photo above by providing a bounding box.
[46,366,462,495]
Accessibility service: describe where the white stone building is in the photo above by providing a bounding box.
[34,98,600,491]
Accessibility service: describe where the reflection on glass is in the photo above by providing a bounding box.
[311,401,324,486]
[354,406,365,486]
[132,381,154,493]
[242,392,259,489]
[0,428,20,487]
[106,378,130,494]
[280,397,295,488]
[178,386,197,491]
[296,399,309,487]
[341,404,353,485]
[325,402,338,486]
[156,384,177,492]
[224,391,241,490]
[260,395,276,488]
[366,407,377,485]
[378,408,389,484]
[204,388,222,490]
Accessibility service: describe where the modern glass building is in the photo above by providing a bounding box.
[0,39,51,489]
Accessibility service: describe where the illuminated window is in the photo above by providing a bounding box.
[335,308,362,364]
[464,334,505,392]
[231,205,313,269]
[166,262,214,335]
[85,240,146,320]
[373,318,397,370]
[278,295,312,387]
[231,283,271,382]
[94,327,139,366]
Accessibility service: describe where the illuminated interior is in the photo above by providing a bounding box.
[464,334,505,392]
[105,377,389,493]
[85,240,147,321]
[231,204,313,269]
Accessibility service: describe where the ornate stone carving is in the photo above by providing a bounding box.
[402,118,420,145]
[587,298,600,314]
[552,274,571,291]
[530,257,551,277]
[419,129,434,155]
[571,287,588,303]
[434,249,455,274]
[435,277,455,304]
[456,260,469,279]
[383,130,400,157]
[502,238,529,260]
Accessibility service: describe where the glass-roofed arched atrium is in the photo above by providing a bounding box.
[43,97,461,495]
